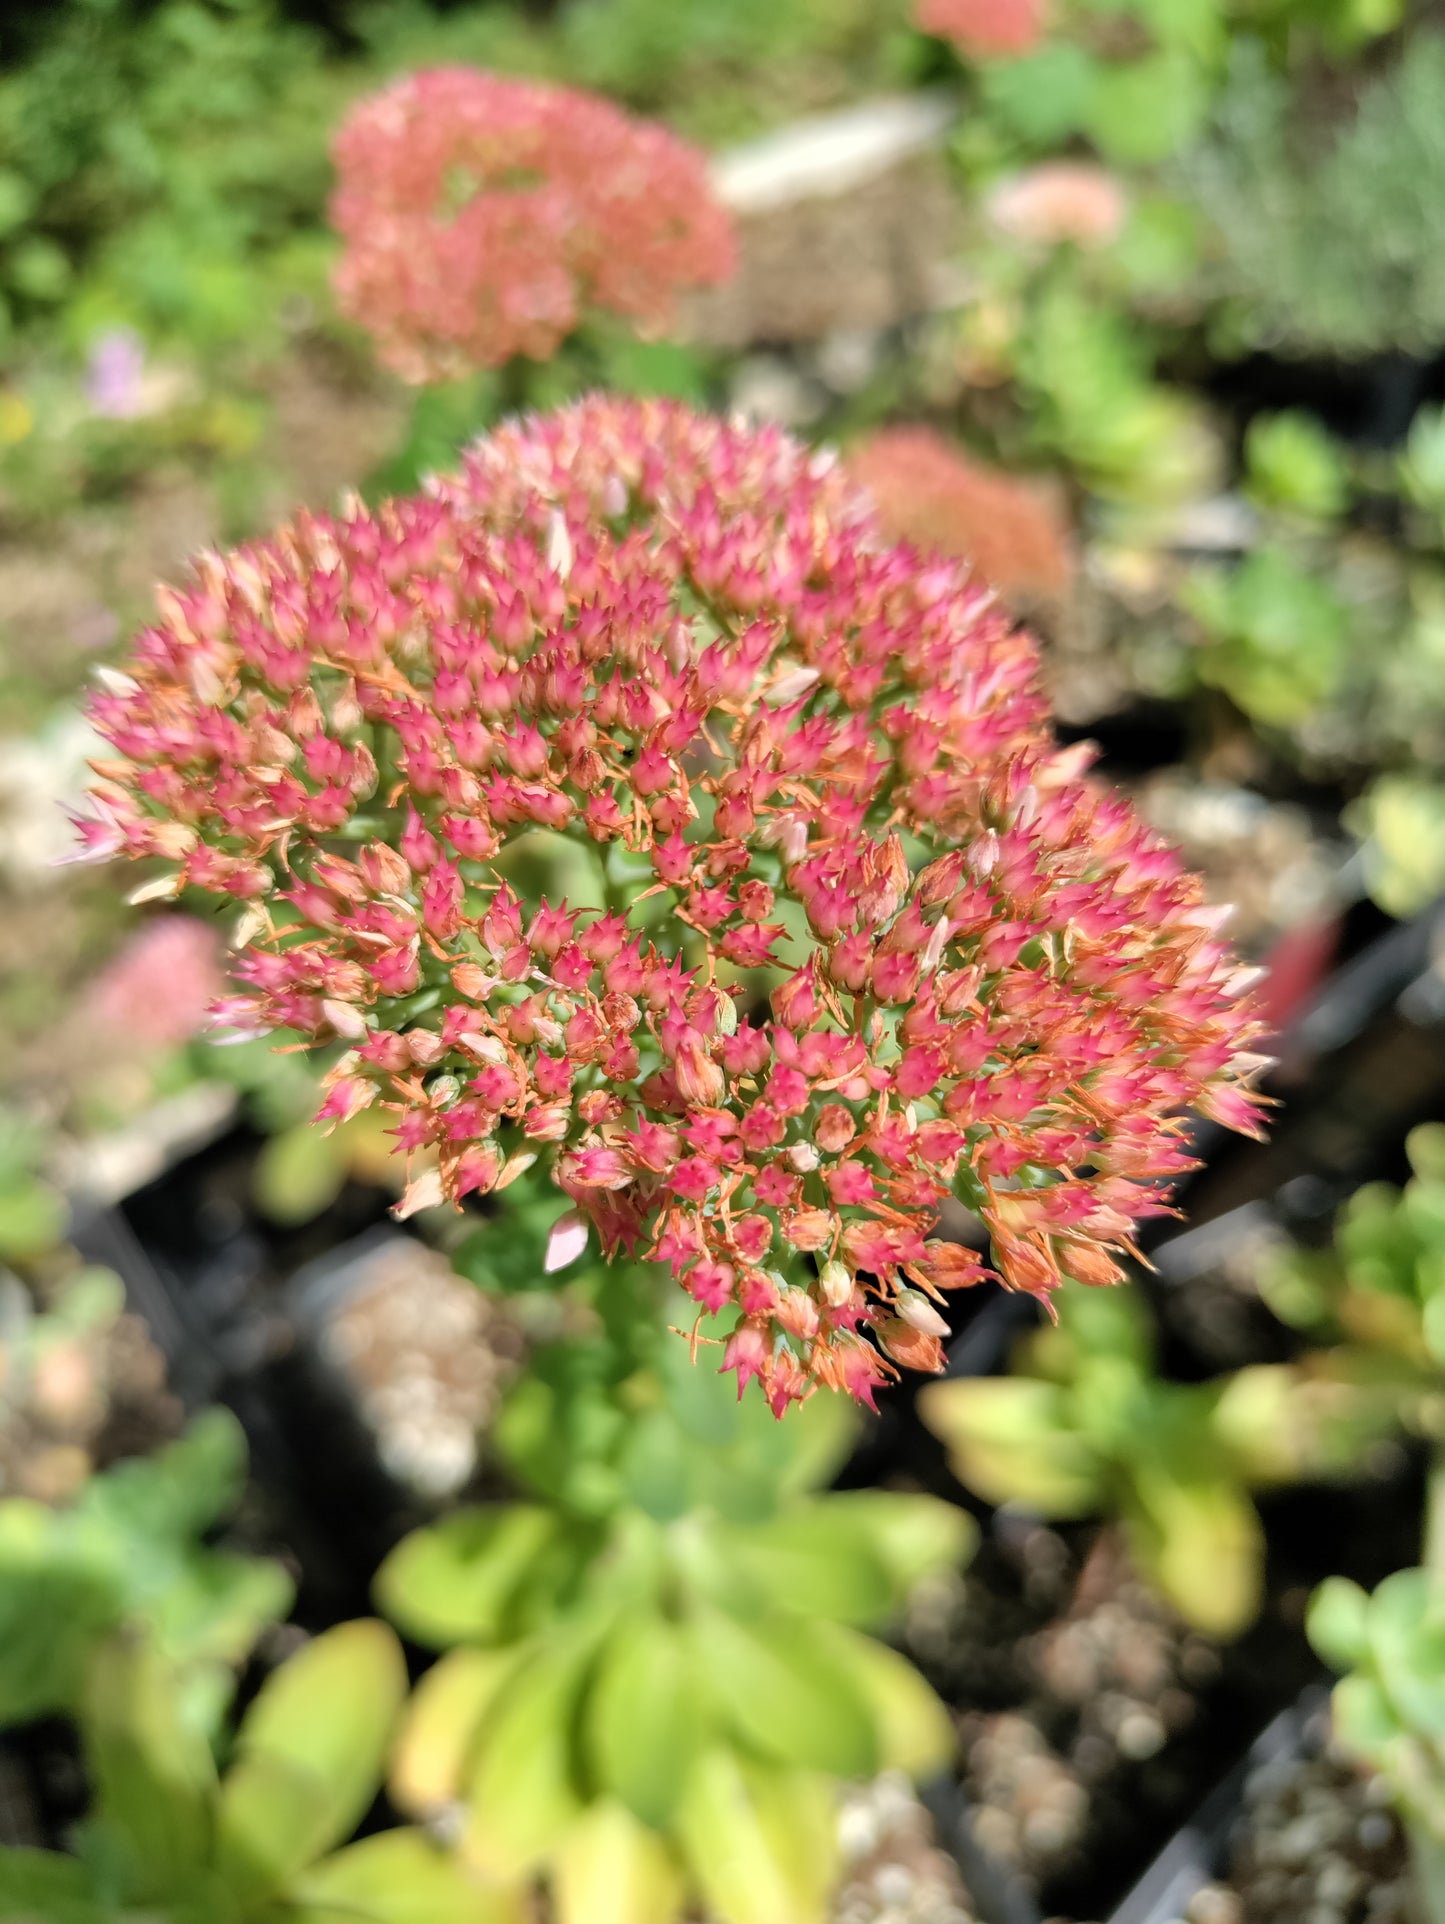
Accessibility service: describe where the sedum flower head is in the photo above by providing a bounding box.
[915,0,1045,59]
[84,397,1266,1414]
[848,426,1074,606]
[329,68,736,383]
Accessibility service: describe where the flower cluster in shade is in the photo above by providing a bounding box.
[915,0,1045,60]
[848,426,1075,607]
[329,68,736,384]
[82,396,1268,1416]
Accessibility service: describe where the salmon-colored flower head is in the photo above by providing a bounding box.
[83,398,1266,1414]
[330,68,736,383]
[986,163,1128,250]
[916,0,1045,59]
[849,426,1074,605]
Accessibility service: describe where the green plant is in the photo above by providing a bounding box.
[918,1282,1390,1637]
[1349,776,1445,920]
[1256,1128,1445,1920]
[0,1617,520,1924]
[0,1408,291,1732]
[1180,34,1445,360]
[1309,1565,1445,1923]
[375,1229,971,1924]
[1243,409,1349,522]
[1180,544,1349,727]
[0,1103,67,1261]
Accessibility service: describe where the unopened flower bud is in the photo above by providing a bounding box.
[818,1260,853,1308]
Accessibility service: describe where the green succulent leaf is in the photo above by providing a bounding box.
[288,1827,526,1924]
[552,1800,685,1924]
[815,1623,955,1780]
[389,1647,524,1820]
[917,1377,1106,1517]
[1332,1671,1403,1761]
[1124,1468,1264,1639]
[692,1607,878,1779]
[0,1847,106,1924]
[461,1629,600,1882]
[676,1749,837,1924]
[374,1507,564,1649]
[80,1634,215,1902]
[583,1612,706,1829]
[217,1620,407,1898]
[1309,1577,1373,1673]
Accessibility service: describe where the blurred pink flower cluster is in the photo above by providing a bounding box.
[84,397,1266,1414]
[915,0,1045,59]
[87,915,224,1049]
[329,67,736,383]
[986,163,1128,249]
[849,425,1075,605]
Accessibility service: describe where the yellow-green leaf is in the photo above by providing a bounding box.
[374,1508,559,1649]
[82,1636,215,1899]
[676,1749,837,1924]
[288,1827,526,1924]
[552,1800,684,1924]
[692,1609,878,1779]
[1125,1472,1263,1639]
[461,1635,595,1881]
[217,1620,407,1896]
[583,1613,705,1828]
[390,1648,524,1819]
[816,1624,954,1780]
[917,1378,1105,1516]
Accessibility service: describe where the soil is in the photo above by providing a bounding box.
[898,1490,1426,1924]
[1181,1703,1410,1924]
[836,1774,985,1924]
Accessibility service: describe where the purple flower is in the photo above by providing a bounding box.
[85,329,146,420]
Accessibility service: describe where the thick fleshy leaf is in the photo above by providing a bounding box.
[552,1801,684,1924]
[217,1620,407,1897]
[374,1508,560,1649]
[812,1492,977,1602]
[461,1632,596,1881]
[693,1609,878,1779]
[288,1828,525,1924]
[1332,1672,1402,1763]
[712,1509,894,1628]
[1365,1570,1445,1740]
[0,1847,106,1924]
[917,1379,1105,1517]
[676,1749,837,1924]
[1125,1471,1263,1639]
[81,1635,215,1900]
[1308,1578,1372,1674]
[582,1612,706,1827]
[253,1123,350,1227]
[816,1624,955,1780]
[390,1648,524,1819]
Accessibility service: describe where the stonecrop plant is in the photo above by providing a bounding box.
[82,396,1267,1415]
[329,68,736,384]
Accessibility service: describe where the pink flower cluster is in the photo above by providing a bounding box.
[83,397,1266,1414]
[87,914,224,1049]
[330,68,736,383]
[915,0,1045,59]
[848,426,1074,606]
[986,163,1128,250]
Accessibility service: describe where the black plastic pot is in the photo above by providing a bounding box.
[1107,1686,1332,1924]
